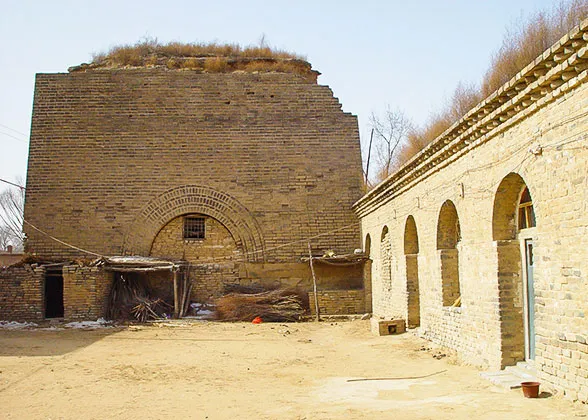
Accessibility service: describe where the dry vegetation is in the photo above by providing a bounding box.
[81,38,313,77]
[374,0,588,181]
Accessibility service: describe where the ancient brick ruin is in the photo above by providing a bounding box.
[0,63,365,321]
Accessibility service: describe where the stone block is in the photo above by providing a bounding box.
[370,318,406,336]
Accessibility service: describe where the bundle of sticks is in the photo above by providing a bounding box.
[131,297,171,322]
[106,273,171,321]
[215,288,309,322]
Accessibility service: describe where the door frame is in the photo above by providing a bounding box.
[519,230,537,362]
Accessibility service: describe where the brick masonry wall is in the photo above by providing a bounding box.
[309,289,365,315]
[0,265,44,321]
[24,70,362,263]
[63,266,112,320]
[357,75,588,402]
[147,213,365,302]
[150,214,241,301]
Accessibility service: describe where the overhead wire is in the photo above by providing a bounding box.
[0,123,27,137]
[0,131,28,143]
[0,178,25,190]
[5,111,586,265]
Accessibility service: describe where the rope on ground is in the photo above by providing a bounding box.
[346,369,448,382]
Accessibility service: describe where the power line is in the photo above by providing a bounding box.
[23,219,104,258]
[0,123,27,137]
[0,131,28,144]
[0,178,25,190]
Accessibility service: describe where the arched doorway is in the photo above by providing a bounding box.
[493,173,537,366]
[437,200,461,307]
[364,234,372,312]
[404,216,420,328]
[150,213,244,302]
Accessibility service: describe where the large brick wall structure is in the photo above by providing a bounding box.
[355,20,588,402]
[15,65,365,319]
[25,70,361,260]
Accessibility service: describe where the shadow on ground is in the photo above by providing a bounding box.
[0,328,122,357]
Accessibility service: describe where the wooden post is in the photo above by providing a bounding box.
[173,269,180,319]
[364,128,374,188]
[308,242,320,322]
[180,269,192,317]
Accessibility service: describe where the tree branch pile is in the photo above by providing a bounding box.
[215,287,309,322]
[107,273,172,321]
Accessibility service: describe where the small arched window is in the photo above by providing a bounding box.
[518,187,536,230]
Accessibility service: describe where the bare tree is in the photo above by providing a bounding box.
[369,106,414,182]
[0,225,15,250]
[0,183,24,251]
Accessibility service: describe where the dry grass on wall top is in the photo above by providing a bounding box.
[386,0,588,175]
[72,38,313,77]
[482,0,588,97]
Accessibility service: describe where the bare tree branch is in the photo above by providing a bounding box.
[0,180,24,251]
[369,106,414,183]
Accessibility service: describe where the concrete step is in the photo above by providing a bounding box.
[504,362,537,381]
[480,362,537,390]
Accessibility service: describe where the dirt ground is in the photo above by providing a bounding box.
[1,320,586,420]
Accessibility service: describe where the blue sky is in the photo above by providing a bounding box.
[0,0,560,185]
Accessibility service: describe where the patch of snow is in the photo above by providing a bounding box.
[188,303,216,319]
[40,326,65,331]
[0,320,38,330]
[184,310,215,320]
[64,318,113,329]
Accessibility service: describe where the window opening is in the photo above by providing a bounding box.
[518,187,536,230]
[184,217,205,239]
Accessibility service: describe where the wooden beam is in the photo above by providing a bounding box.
[173,270,180,319]
[308,242,320,322]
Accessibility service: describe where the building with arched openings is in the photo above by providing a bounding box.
[354,20,588,403]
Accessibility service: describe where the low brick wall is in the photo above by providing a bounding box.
[63,266,112,320]
[537,334,588,402]
[308,289,365,315]
[0,265,44,321]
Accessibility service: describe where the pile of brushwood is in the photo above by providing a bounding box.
[215,284,309,322]
[106,273,172,321]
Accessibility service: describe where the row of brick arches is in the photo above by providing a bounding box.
[365,172,537,366]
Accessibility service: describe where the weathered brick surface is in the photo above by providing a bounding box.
[63,266,112,320]
[355,22,588,402]
[24,70,362,262]
[16,69,365,320]
[0,265,44,321]
[149,214,241,301]
[309,289,365,315]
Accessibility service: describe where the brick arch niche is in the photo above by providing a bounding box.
[437,200,461,307]
[123,185,265,262]
[404,215,420,328]
[492,172,531,367]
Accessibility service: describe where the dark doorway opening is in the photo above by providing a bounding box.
[45,267,64,318]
